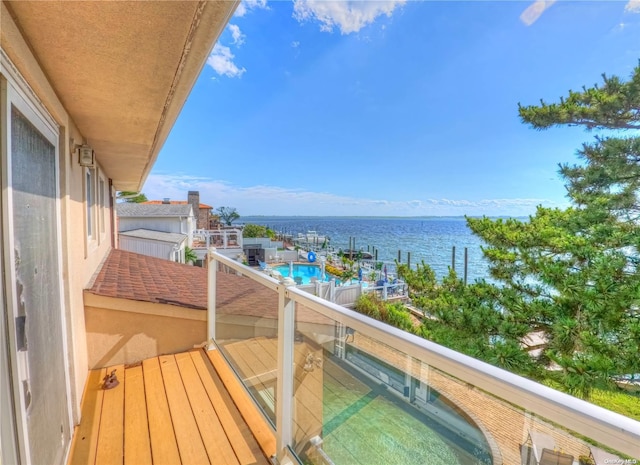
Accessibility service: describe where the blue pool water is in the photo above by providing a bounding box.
[274,264,368,286]
[275,264,326,284]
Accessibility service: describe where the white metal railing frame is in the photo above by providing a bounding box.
[194,228,243,249]
[207,249,640,461]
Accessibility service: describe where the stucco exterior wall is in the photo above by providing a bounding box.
[84,293,207,369]
[1,4,115,422]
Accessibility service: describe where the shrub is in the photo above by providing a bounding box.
[355,294,415,332]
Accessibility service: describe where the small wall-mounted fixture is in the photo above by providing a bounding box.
[79,144,95,167]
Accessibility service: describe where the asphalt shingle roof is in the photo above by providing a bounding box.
[87,249,333,326]
[87,249,207,309]
[116,203,192,217]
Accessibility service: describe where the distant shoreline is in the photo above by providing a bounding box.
[241,215,527,220]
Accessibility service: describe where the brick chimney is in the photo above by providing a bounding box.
[187,191,203,229]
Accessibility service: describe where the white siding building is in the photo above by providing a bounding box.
[119,229,188,263]
[116,203,194,247]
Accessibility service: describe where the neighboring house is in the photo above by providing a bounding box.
[116,203,194,247]
[119,229,188,263]
[0,2,237,464]
[142,190,213,229]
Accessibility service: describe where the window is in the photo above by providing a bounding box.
[99,176,106,237]
[85,168,95,242]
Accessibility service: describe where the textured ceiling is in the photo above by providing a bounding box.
[4,1,236,191]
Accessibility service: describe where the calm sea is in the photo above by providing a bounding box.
[241,216,490,282]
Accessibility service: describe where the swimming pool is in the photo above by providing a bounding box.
[275,264,326,284]
[274,264,368,286]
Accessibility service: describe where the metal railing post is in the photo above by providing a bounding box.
[207,247,217,347]
[276,284,295,458]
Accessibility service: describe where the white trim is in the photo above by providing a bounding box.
[84,167,97,255]
[0,85,19,465]
[0,49,58,135]
[0,61,73,465]
[98,172,106,244]
[275,285,295,456]
[207,248,217,344]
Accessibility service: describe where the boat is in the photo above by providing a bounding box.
[293,230,330,248]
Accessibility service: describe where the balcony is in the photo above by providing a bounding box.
[75,249,639,465]
[68,349,274,465]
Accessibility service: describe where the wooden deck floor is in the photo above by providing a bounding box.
[68,349,274,465]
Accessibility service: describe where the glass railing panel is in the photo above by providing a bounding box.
[288,302,634,465]
[209,252,638,463]
[345,330,636,465]
[287,301,334,462]
[213,261,280,425]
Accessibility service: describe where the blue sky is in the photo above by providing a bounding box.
[144,0,640,217]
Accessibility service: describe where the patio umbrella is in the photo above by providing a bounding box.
[358,267,363,282]
[384,265,388,282]
[289,261,294,278]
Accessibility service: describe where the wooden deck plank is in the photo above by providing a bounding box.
[206,349,277,460]
[174,352,240,465]
[190,350,259,465]
[158,354,210,464]
[226,339,274,385]
[95,365,125,465]
[124,365,152,465]
[68,367,106,465]
[142,357,181,465]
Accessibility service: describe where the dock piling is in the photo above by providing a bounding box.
[451,246,456,271]
[464,247,468,285]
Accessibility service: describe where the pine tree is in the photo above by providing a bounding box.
[403,64,640,398]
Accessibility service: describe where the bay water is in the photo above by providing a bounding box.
[241,216,491,283]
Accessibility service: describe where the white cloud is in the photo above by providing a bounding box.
[292,0,405,34]
[143,174,566,217]
[520,0,557,26]
[207,44,246,78]
[235,0,269,17]
[291,41,300,48]
[228,24,245,46]
[626,0,640,13]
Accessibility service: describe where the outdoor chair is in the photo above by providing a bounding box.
[521,430,556,465]
[538,448,574,465]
